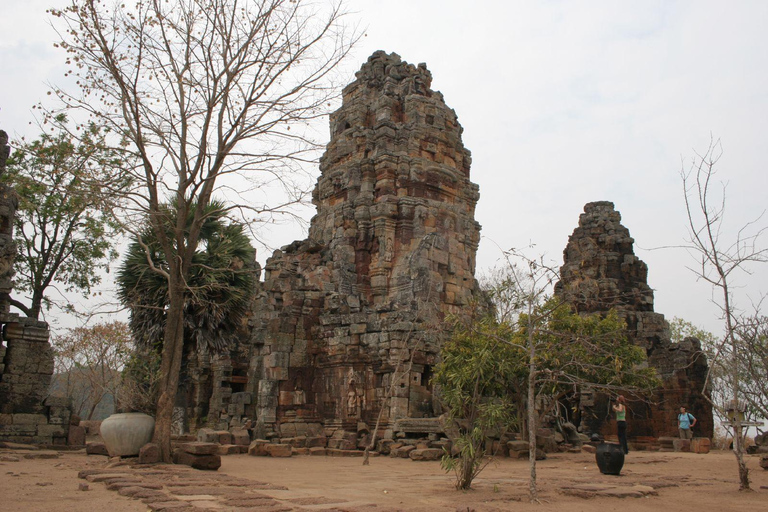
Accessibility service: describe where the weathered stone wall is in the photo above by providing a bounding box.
[0,129,70,446]
[555,201,713,439]
[236,52,481,437]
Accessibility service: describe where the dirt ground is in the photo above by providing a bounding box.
[1,447,767,512]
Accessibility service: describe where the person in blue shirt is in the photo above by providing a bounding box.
[678,406,697,439]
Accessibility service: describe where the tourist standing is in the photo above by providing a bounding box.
[678,406,697,439]
[612,396,629,454]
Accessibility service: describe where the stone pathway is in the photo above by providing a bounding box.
[559,482,659,498]
[78,463,390,512]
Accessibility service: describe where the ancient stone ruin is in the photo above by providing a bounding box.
[247,51,481,438]
[181,51,482,442]
[555,201,713,441]
[0,130,72,445]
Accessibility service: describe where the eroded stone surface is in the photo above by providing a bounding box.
[186,52,482,438]
[555,201,712,439]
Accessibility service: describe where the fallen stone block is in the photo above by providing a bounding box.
[230,428,250,446]
[248,439,269,456]
[196,428,217,443]
[179,442,219,455]
[282,436,307,448]
[690,437,711,454]
[172,449,221,470]
[217,444,240,455]
[673,439,691,452]
[507,440,529,452]
[213,430,232,445]
[391,445,416,458]
[581,444,596,454]
[68,425,86,446]
[86,442,109,456]
[146,501,191,510]
[306,436,327,448]
[264,443,292,457]
[309,447,326,456]
[118,487,169,499]
[139,442,161,464]
[377,439,395,455]
[409,448,443,461]
[326,448,364,457]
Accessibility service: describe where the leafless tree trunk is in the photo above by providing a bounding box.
[50,0,359,461]
[681,137,767,490]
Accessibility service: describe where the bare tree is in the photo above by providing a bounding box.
[52,321,133,420]
[733,312,768,425]
[681,138,767,490]
[49,0,359,461]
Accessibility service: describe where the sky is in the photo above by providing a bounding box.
[1,0,767,336]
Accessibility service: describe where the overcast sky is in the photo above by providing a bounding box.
[1,1,767,336]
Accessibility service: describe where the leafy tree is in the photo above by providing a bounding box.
[50,0,359,461]
[669,317,719,346]
[450,253,658,501]
[1,118,130,320]
[681,139,767,490]
[435,305,520,490]
[116,200,256,354]
[52,321,133,420]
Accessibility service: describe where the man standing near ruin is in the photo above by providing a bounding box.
[678,406,697,439]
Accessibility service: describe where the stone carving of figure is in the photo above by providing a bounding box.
[347,379,360,417]
[293,375,306,406]
[383,237,394,262]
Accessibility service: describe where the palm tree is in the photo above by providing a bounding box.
[116,200,256,353]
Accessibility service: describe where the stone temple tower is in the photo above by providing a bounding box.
[233,52,481,437]
[555,201,712,440]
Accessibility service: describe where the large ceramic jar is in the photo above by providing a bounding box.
[100,412,155,457]
[595,442,625,475]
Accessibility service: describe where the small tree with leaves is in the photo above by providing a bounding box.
[435,304,520,490]
[485,252,658,502]
[1,118,130,320]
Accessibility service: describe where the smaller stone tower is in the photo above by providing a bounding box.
[555,201,712,439]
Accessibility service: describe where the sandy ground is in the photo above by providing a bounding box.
[1,447,766,511]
